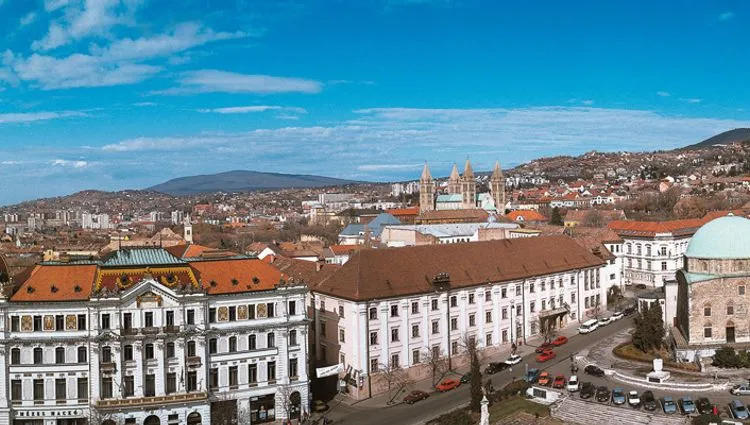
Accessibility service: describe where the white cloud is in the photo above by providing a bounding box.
[20,12,37,26]
[0,110,85,124]
[133,101,156,106]
[657,91,671,97]
[160,70,323,95]
[581,100,594,106]
[679,98,702,104]
[51,159,90,168]
[44,0,71,12]
[718,11,735,21]
[197,105,307,114]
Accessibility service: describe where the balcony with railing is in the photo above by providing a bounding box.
[97,391,207,409]
[186,356,202,367]
[100,362,117,373]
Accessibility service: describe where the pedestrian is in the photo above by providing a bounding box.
[713,404,719,416]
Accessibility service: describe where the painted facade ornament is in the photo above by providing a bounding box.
[218,306,229,322]
[238,305,248,320]
[43,315,54,331]
[256,303,268,318]
[66,315,78,330]
[21,315,32,332]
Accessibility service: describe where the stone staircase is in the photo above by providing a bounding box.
[551,397,689,425]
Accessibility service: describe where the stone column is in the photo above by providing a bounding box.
[134,343,144,397]
[155,341,165,395]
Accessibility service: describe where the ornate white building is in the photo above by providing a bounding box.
[0,246,309,425]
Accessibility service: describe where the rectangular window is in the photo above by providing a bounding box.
[77,378,88,401]
[369,307,377,320]
[391,353,400,368]
[411,324,419,338]
[229,306,236,322]
[450,317,458,331]
[338,305,344,317]
[209,308,216,323]
[339,329,345,343]
[11,379,21,402]
[209,338,217,354]
[728,306,734,315]
[145,374,155,397]
[229,366,239,387]
[501,287,507,298]
[55,378,66,402]
[145,343,154,360]
[101,377,113,399]
[101,313,110,329]
[33,315,42,331]
[468,294,475,304]
[486,333,492,346]
[431,320,439,334]
[289,300,297,315]
[450,296,457,308]
[412,350,420,364]
[411,301,419,314]
[34,348,43,364]
[55,315,64,331]
[390,305,399,317]
[56,347,65,364]
[34,379,44,403]
[486,311,492,323]
[124,345,133,361]
[529,283,535,293]
[451,341,458,354]
[704,327,712,338]
[77,314,87,330]
[530,301,535,313]
[187,309,195,325]
[320,322,326,337]
[267,303,275,318]
[290,358,298,377]
[370,331,378,345]
[740,286,746,296]
[248,364,258,383]
[11,348,20,364]
[123,312,132,329]
[370,358,379,372]
[166,342,175,358]
[187,371,197,391]
[485,290,491,300]
[502,308,508,320]
[11,316,19,332]
[249,335,257,350]
[515,285,521,296]
[431,299,438,311]
[166,311,174,327]
[661,261,667,271]
[541,300,546,311]
[144,312,154,328]
[209,368,219,389]
[502,329,508,342]
[391,327,400,342]
[571,292,576,304]
[704,307,711,317]
[469,314,476,327]
[267,361,276,381]
[123,376,134,397]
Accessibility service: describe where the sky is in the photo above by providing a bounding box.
[0,0,749,205]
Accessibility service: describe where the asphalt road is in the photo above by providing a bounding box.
[325,317,637,425]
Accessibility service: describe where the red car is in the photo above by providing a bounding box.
[537,371,551,386]
[536,349,557,362]
[535,341,553,353]
[551,336,568,346]
[436,379,461,392]
[552,375,566,389]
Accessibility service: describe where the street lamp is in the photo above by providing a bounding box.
[510,300,516,355]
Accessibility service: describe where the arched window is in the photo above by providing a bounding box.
[78,346,87,363]
[704,303,712,317]
[10,347,20,365]
[626,243,632,254]
[249,334,257,350]
[55,346,65,364]
[267,332,275,348]
[33,347,43,364]
[727,302,735,316]
[229,336,237,352]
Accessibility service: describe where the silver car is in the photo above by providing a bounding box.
[731,384,750,396]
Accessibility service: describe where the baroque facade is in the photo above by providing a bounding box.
[0,247,309,425]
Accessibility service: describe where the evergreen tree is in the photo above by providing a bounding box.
[549,207,563,226]
[632,302,665,352]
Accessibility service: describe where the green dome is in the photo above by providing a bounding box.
[686,215,750,259]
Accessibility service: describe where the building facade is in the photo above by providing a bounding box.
[419,160,505,215]
[0,247,309,425]
[309,236,608,400]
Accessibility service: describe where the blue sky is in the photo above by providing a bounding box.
[0,0,749,205]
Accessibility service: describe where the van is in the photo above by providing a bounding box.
[578,319,599,334]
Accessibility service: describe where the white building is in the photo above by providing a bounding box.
[309,236,608,401]
[0,247,310,425]
[81,213,112,230]
[380,223,522,247]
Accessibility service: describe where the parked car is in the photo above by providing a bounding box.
[537,371,552,386]
[730,400,749,420]
[436,379,461,392]
[696,397,713,415]
[536,349,556,362]
[403,390,429,404]
[642,391,657,411]
[611,311,624,321]
[525,368,541,383]
[584,365,605,377]
[635,283,648,289]
[535,341,553,353]
[567,375,580,392]
[485,362,509,375]
[553,375,566,389]
[505,354,522,365]
[460,372,475,384]
[313,400,329,412]
[628,390,641,407]
[662,396,678,414]
[595,386,610,403]
[580,382,595,399]
[551,336,568,346]
[623,306,636,316]
[731,384,750,396]
[611,388,626,405]
[598,316,611,327]
[679,397,696,415]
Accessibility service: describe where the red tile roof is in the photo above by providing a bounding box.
[608,217,709,237]
[507,210,547,222]
[329,244,359,255]
[386,207,419,217]
[312,236,604,301]
[11,263,98,302]
[189,258,286,295]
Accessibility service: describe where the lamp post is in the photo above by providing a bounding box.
[510,300,516,355]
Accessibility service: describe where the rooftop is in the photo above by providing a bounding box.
[685,215,750,260]
[102,248,185,267]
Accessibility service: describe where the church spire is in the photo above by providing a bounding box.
[463,158,474,178]
[449,163,460,180]
[491,160,503,179]
[420,162,432,182]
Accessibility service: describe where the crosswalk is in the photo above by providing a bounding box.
[551,396,690,425]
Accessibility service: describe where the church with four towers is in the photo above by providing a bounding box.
[419,159,506,215]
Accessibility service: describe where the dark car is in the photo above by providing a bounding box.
[584,365,605,378]
[403,390,429,404]
[525,368,541,383]
[623,306,636,316]
[484,362,509,375]
[635,283,648,289]
[580,382,595,399]
[696,397,713,415]
[460,372,474,384]
[642,391,657,412]
[611,388,626,405]
[595,386,610,403]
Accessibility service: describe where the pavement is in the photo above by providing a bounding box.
[313,316,632,425]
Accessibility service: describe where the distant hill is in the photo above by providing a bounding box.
[682,128,750,150]
[147,170,361,196]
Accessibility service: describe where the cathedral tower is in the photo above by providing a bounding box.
[490,160,506,215]
[419,163,435,213]
[461,159,476,209]
[447,163,461,194]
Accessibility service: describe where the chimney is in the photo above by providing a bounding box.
[316,258,325,272]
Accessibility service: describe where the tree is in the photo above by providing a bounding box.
[549,207,563,226]
[632,301,665,352]
[379,363,413,405]
[581,209,605,228]
[461,334,483,413]
[423,347,449,385]
[537,317,557,344]
[607,286,625,311]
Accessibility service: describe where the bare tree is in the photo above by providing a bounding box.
[461,333,483,412]
[587,299,602,320]
[87,408,115,425]
[537,317,557,344]
[581,209,605,227]
[379,363,414,405]
[422,347,449,385]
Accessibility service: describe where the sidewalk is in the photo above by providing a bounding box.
[338,321,584,410]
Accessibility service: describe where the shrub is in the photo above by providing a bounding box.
[714,347,742,368]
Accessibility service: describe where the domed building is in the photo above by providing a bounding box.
[671,214,750,361]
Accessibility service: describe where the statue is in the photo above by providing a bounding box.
[479,392,490,425]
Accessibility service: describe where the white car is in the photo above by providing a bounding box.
[504,354,522,365]
[598,316,611,326]
[611,311,624,321]
[566,375,579,392]
[628,390,641,406]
